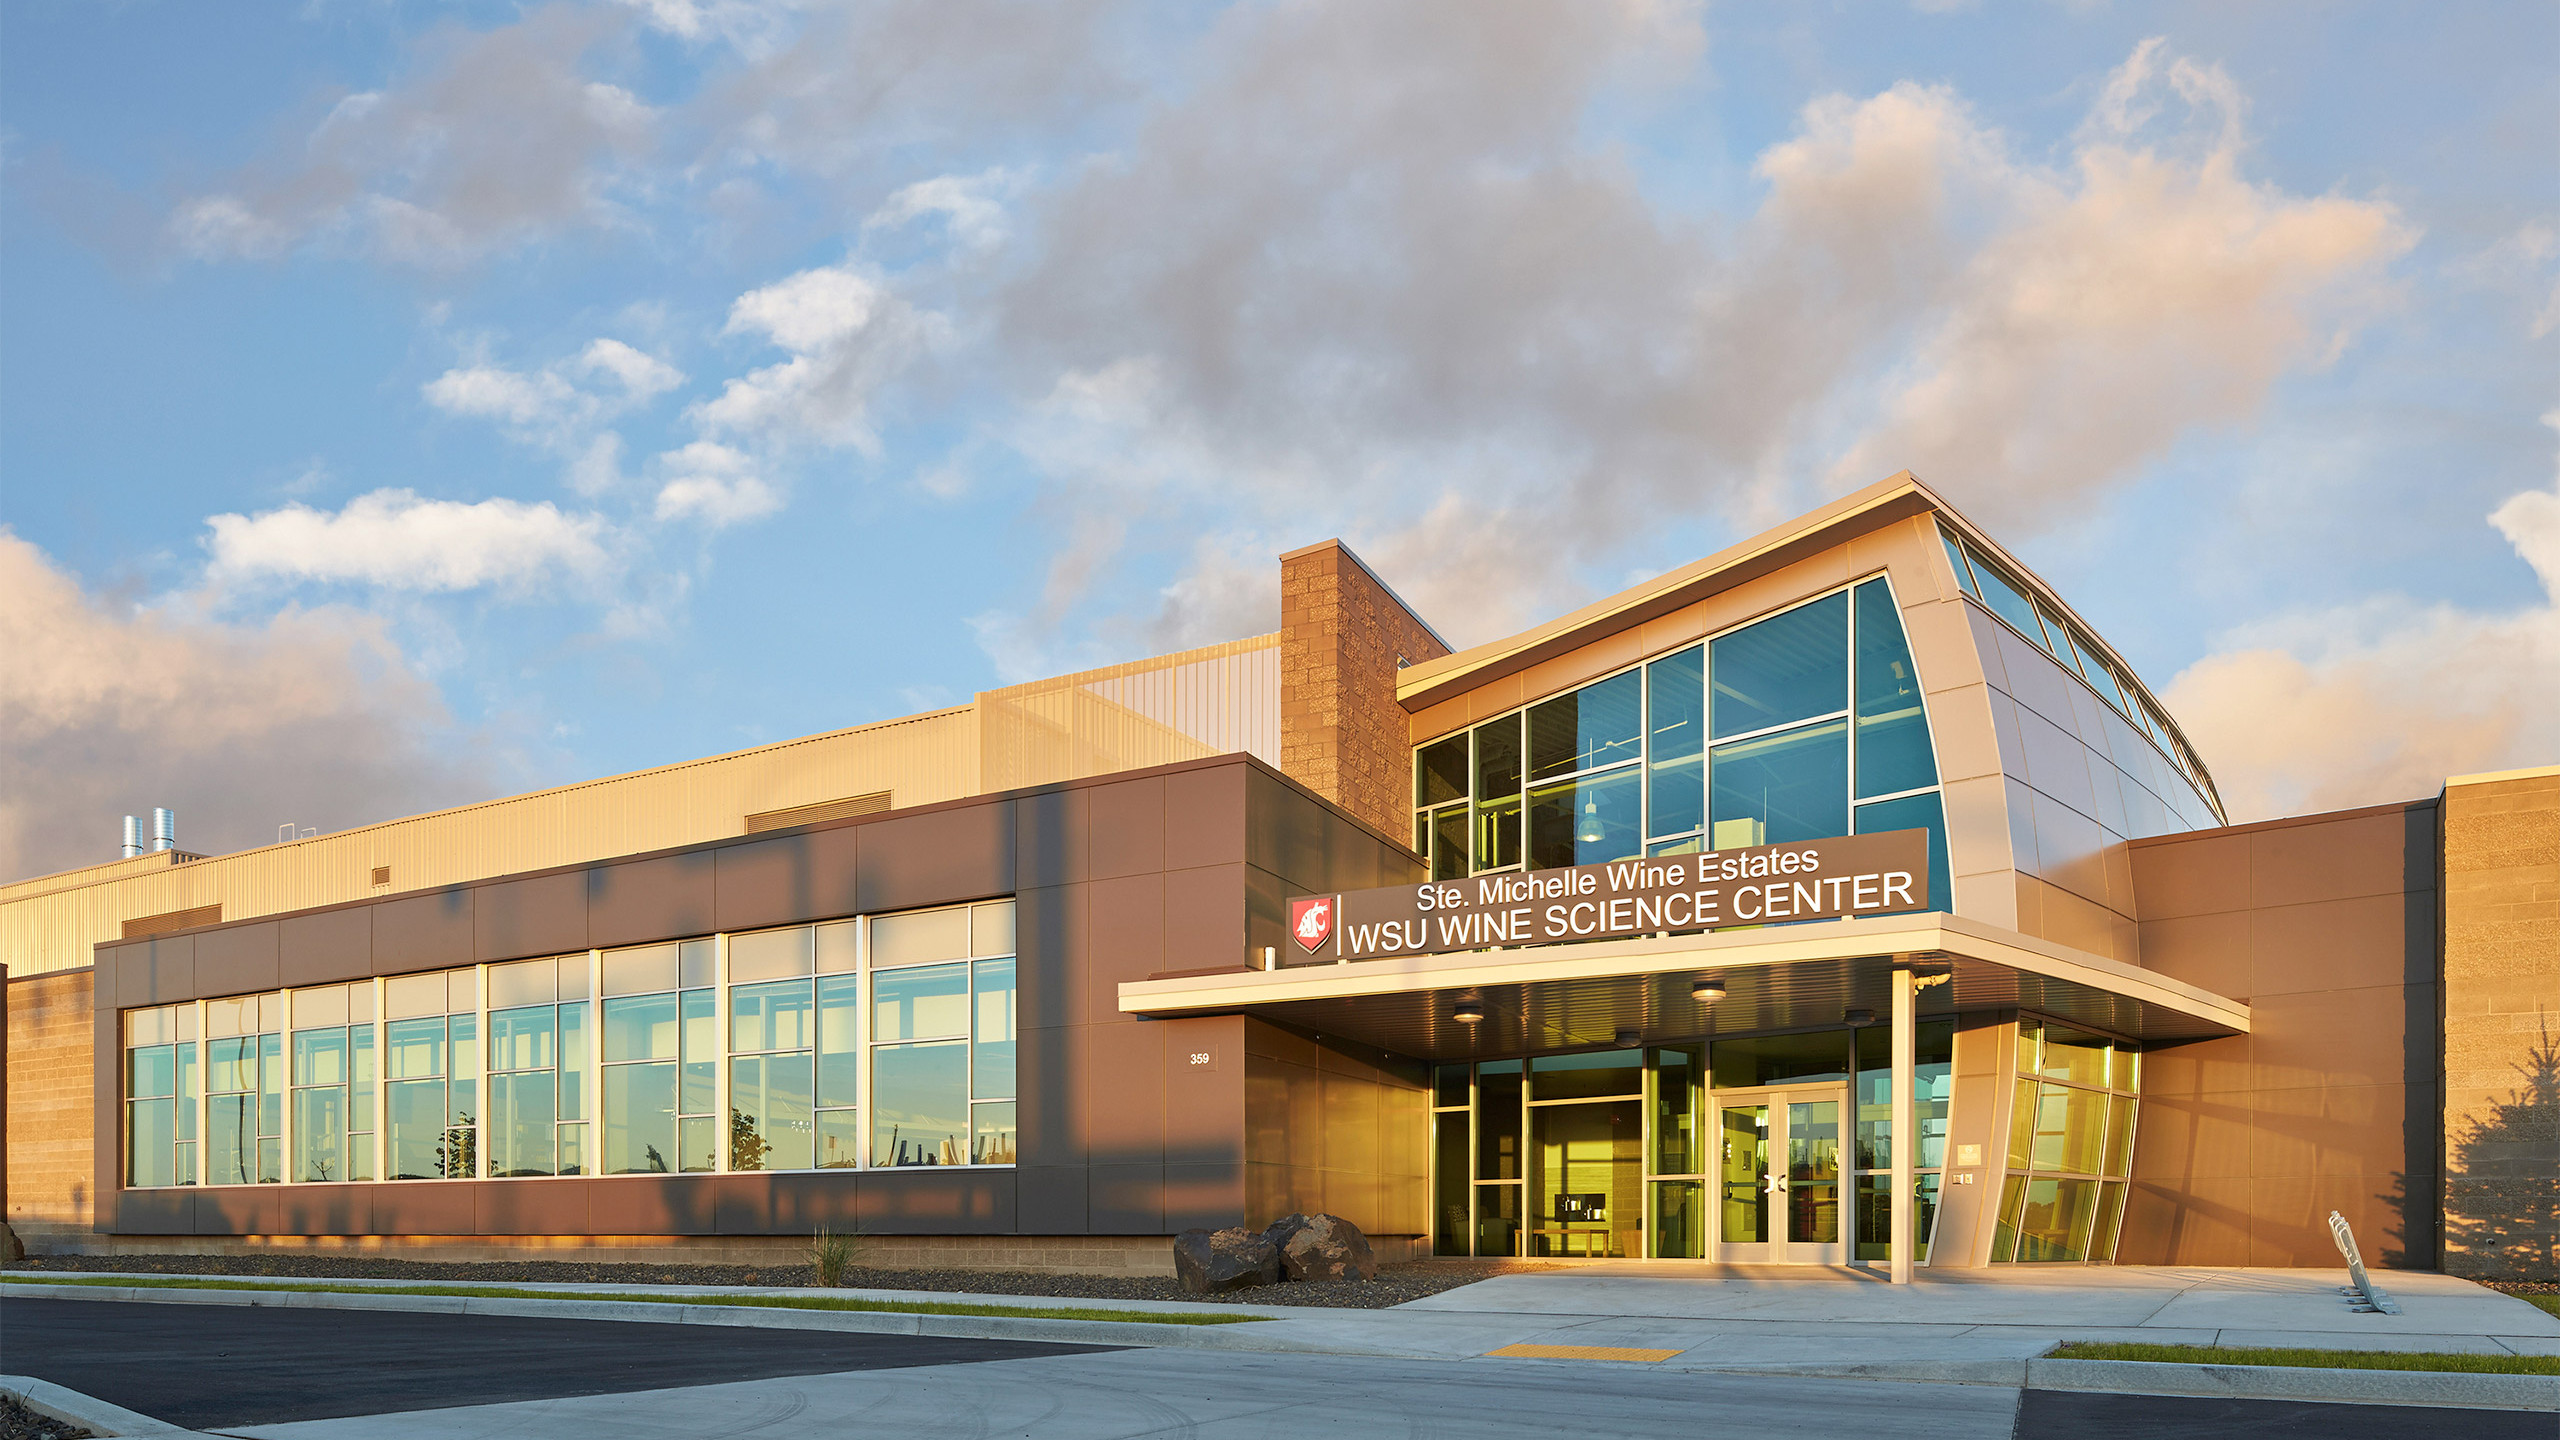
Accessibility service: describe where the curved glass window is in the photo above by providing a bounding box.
[1712,592,1847,739]
[1646,647,1706,841]
[1711,718,1848,848]
[1854,579,1936,799]
[1528,766,1643,869]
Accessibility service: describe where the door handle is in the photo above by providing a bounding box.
[1763,1174,1785,1195]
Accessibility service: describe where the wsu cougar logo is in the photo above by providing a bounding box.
[1290,896,1334,953]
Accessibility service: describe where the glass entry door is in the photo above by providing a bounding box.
[1715,1090,1846,1263]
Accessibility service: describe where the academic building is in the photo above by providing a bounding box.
[4,474,2553,1280]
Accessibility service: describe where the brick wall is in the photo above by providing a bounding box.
[2441,768,2560,1282]
[1278,540,1450,841]
[6,968,95,1253]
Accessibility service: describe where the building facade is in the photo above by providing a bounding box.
[6,475,2553,1277]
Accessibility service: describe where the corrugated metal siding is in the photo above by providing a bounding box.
[978,635,1281,792]
[1,707,982,977]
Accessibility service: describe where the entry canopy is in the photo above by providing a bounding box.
[1120,912,2248,1061]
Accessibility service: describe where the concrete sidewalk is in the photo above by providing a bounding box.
[12,1264,2556,1412]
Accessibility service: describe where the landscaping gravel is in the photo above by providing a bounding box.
[4,1254,1556,1309]
[0,1393,90,1440]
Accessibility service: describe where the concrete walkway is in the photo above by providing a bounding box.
[11,1264,2556,1417]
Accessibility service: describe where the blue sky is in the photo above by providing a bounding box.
[3,0,2554,878]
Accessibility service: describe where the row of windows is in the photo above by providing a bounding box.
[1937,524,2224,824]
[1412,576,1953,908]
[122,900,1020,1189]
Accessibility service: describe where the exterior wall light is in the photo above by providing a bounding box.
[1613,1026,1641,1047]
[1691,979,1727,1002]
[1452,1001,1485,1023]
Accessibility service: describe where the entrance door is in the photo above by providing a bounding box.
[1714,1091,1846,1263]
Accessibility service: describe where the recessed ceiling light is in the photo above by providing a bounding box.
[1691,979,1727,1002]
[1452,1001,1485,1023]
[1845,1007,1876,1026]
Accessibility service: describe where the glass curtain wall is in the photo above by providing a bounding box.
[1992,1021,2140,1263]
[1413,577,1951,913]
[1853,1022,1952,1263]
[119,900,1019,1188]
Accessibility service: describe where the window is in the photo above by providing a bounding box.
[122,1006,196,1188]
[289,984,372,1183]
[487,956,589,1178]
[869,902,1016,1167]
[205,994,281,1185]
[1991,1021,2140,1264]
[1412,577,1950,914]
[599,940,712,1175]
[729,926,817,1172]
[1853,1022,1953,1263]
[384,969,478,1181]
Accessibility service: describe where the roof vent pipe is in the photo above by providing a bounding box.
[152,807,176,852]
[122,815,143,859]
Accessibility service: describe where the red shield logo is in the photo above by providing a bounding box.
[1290,896,1335,953]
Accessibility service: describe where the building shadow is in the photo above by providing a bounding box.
[2443,1019,2559,1282]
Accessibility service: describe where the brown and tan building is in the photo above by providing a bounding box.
[6,474,2552,1279]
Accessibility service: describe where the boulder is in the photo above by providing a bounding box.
[1266,1212,1377,1282]
[1172,1227,1280,1295]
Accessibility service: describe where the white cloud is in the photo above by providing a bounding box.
[423,337,684,483]
[2166,417,2560,821]
[0,530,494,881]
[423,364,583,429]
[865,169,1019,251]
[689,262,940,453]
[651,441,781,527]
[204,489,615,593]
[578,338,686,398]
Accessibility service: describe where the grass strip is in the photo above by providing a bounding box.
[2046,1341,2558,1375]
[3,1273,1262,1326]
[2519,1295,2560,1320]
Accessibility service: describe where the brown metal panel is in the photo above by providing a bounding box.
[91,964,120,1234]
[1016,1166,1089,1233]
[110,1189,192,1235]
[195,922,280,998]
[1015,785,1090,891]
[2249,812,2425,908]
[112,936,194,1006]
[1018,884,1087,1032]
[193,1186,281,1236]
[1164,1162,1246,1233]
[1086,777,1167,881]
[2250,893,2429,997]
[368,1182,476,1235]
[1085,1020,1164,1169]
[372,890,474,976]
[279,907,372,989]
[855,1169,1017,1234]
[276,1185,370,1236]
[769,1172,862,1235]
[588,1176,713,1234]
[1162,863,1246,973]
[1018,1025,1088,1169]
[2249,985,2429,1091]
[854,801,1016,914]
[1086,1163,1165,1234]
[713,827,861,933]
[1163,766,1247,872]
[476,1179,591,1236]
[474,871,586,963]
[2138,912,2253,996]
[1244,864,1289,969]
[588,851,717,950]
[2132,832,2254,920]
[1161,1016,1244,1168]
[712,1173,776,1234]
[1085,874,1164,1027]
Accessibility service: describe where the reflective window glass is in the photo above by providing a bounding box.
[1529,1050,1640,1101]
[1473,792,1522,872]
[488,1006,555,1073]
[1854,792,1950,915]
[489,1070,556,1177]
[602,1062,678,1174]
[2028,1082,2107,1175]
[1474,715,1522,799]
[817,1109,860,1169]
[1647,647,1706,840]
[1527,766,1642,869]
[1711,592,1847,739]
[680,990,715,1117]
[1939,527,1980,598]
[730,926,815,983]
[2034,1026,2111,1087]
[971,1102,1017,1165]
[817,975,861,1109]
[874,963,968,1041]
[1650,1046,1705,1175]
[2039,605,2088,678]
[1527,670,1642,780]
[2013,1176,2101,1262]
[557,1003,587,1122]
[872,907,970,967]
[1854,581,1937,798]
[208,1093,257,1186]
[128,1098,176,1188]
[731,979,816,1054]
[600,944,679,997]
[385,1078,453,1179]
[972,957,1017,1100]
[730,1052,815,1171]
[1853,1021,1955,1170]
[1709,1031,1849,1088]
[386,1018,445,1078]
[1710,718,1848,848]
[871,1041,968,1166]
[128,1045,176,1100]
[601,993,678,1063]
[1416,734,1468,808]
[1433,806,1471,880]
[1964,546,2048,646]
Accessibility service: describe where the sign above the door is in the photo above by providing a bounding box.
[1286,829,1930,964]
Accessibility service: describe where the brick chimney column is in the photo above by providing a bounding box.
[1278,541,1451,842]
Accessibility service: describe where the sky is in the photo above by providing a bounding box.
[3,0,2556,880]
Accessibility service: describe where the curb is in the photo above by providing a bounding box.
[0,1282,1359,1357]
[1,1374,205,1438]
[1677,1356,2558,1412]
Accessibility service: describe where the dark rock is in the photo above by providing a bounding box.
[0,1222,22,1264]
[1268,1212,1377,1282]
[1172,1226,1281,1295]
